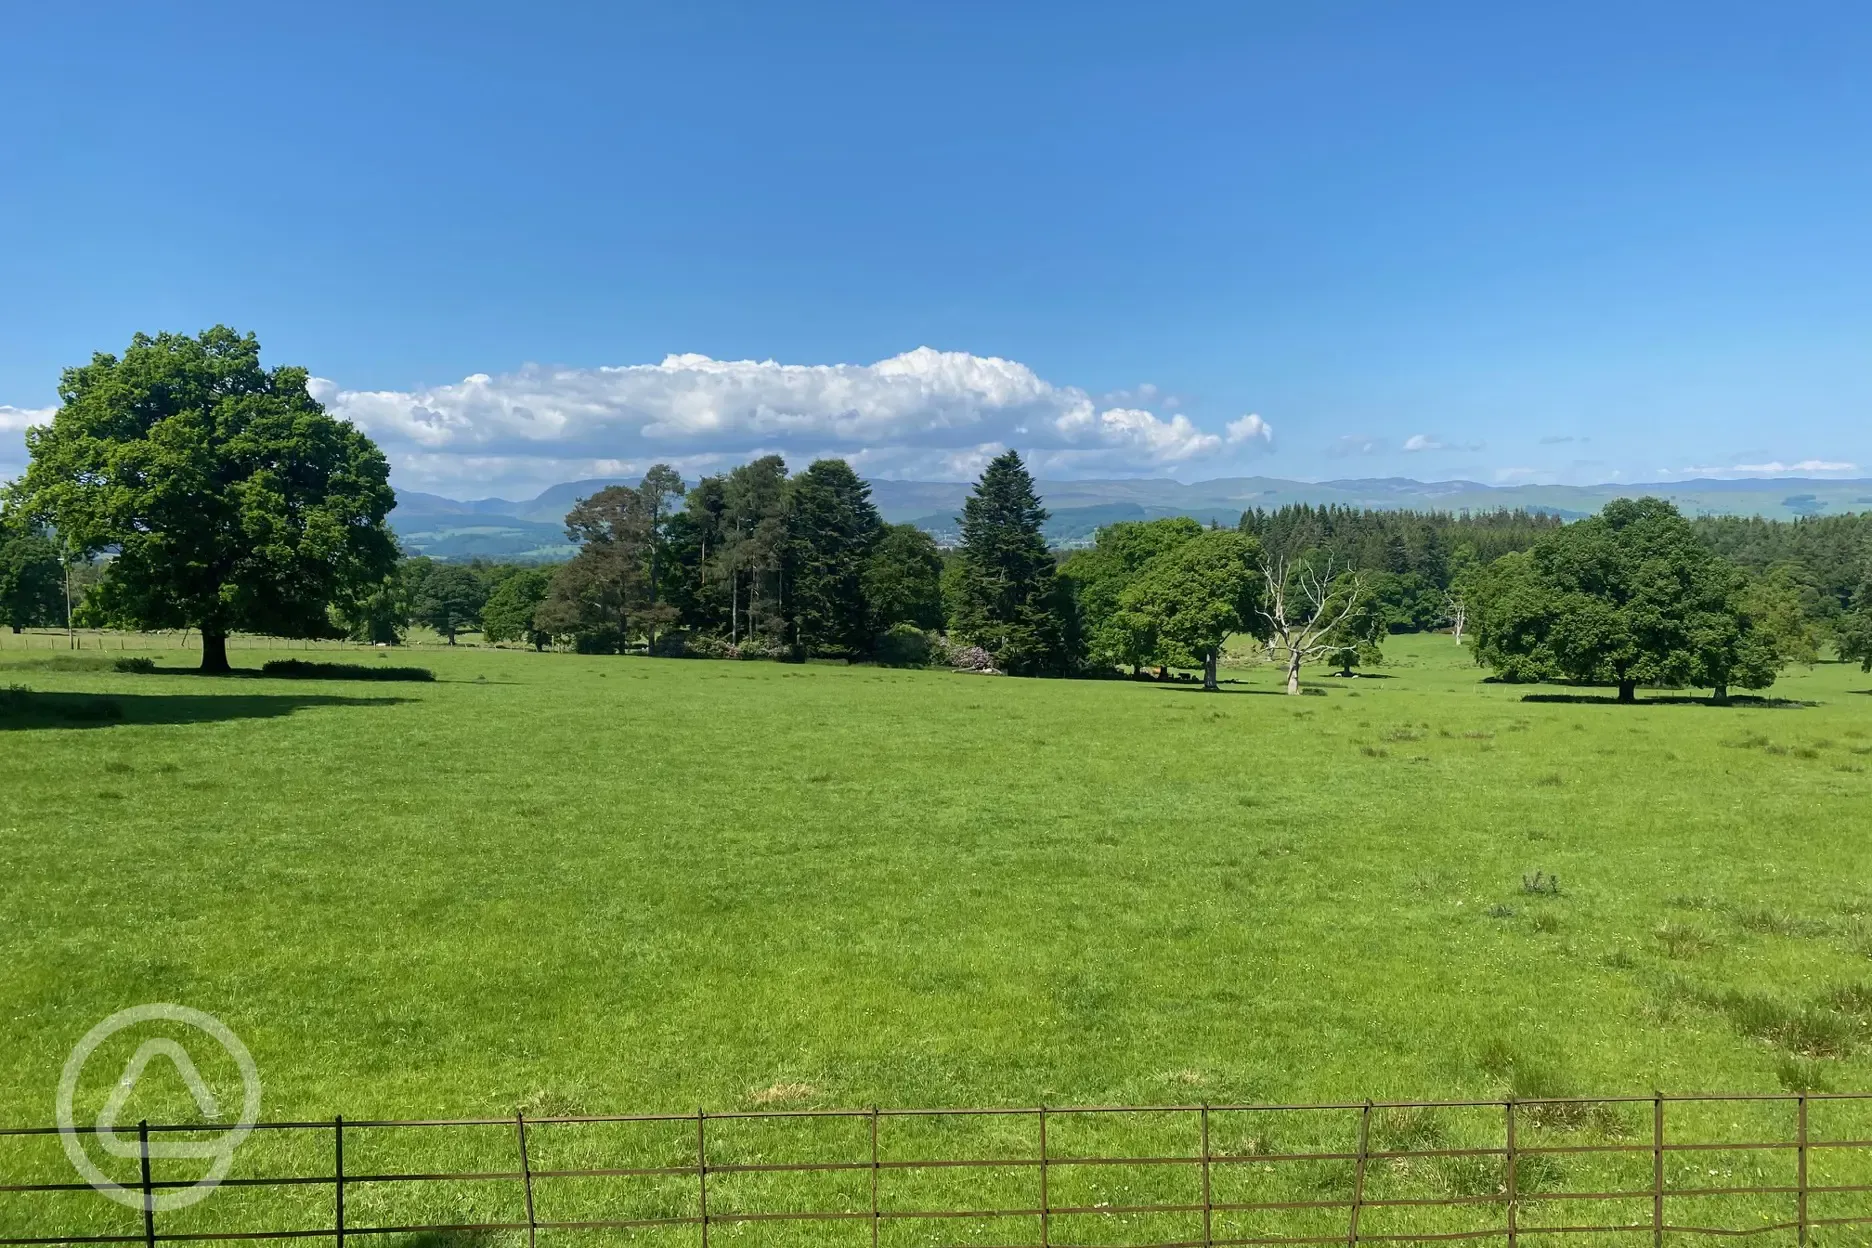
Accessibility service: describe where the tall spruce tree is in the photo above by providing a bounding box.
[950,450,1075,675]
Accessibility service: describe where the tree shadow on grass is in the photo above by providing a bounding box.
[133,661,435,682]
[0,688,408,731]
[1151,683,1308,697]
[1519,693,1816,709]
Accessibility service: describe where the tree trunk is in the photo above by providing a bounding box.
[1286,649,1303,695]
[200,633,231,675]
[9,626,19,635]
[446,627,456,645]
[1203,647,1219,692]
[1713,682,1729,705]
[1617,679,1636,704]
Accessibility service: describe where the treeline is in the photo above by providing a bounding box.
[1238,504,1564,573]
[1693,513,1872,615]
[1230,505,1564,634]
[337,455,1010,667]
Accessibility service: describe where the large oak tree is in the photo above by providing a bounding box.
[17,327,396,672]
[1471,497,1777,702]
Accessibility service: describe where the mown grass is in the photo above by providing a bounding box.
[2,629,1870,1242]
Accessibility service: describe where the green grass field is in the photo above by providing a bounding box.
[3,631,1871,1241]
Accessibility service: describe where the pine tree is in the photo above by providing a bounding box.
[950,450,1076,674]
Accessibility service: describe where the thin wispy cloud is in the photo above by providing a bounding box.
[1667,459,1859,478]
[1328,434,1383,457]
[1402,433,1484,453]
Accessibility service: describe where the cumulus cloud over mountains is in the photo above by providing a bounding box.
[310,347,1261,495]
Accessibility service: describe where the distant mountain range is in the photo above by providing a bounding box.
[389,475,1872,560]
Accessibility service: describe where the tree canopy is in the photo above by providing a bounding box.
[14,327,396,671]
[862,523,946,635]
[1470,497,1778,702]
[1108,529,1264,689]
[787,458,883,655]
[1060,517,1205,671]
[412,564,488,644]
[480,566,553,650]
[0,518,63,633]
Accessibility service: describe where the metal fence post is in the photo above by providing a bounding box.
[1200,1104,1214,1248]
[1652,1094,1665,1248]
[1504,1100,1518,1248]
[1347,1102,1372,1248]
[1797,1094,1809,1248]
[515,1113,537,1248]
[334,1116,345,1248]
[870,1106,881,1248]
[1038,1106,1051,1248]
[138,1120,155,1248]
[697,1109,709,1248]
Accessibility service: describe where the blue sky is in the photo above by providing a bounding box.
[3,2,1869,498]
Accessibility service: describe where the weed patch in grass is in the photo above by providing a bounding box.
[1655,920,1715,959]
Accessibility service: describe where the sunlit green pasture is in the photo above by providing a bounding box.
[2,629,1870,1243]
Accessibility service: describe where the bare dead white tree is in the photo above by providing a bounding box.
[1445,587,1468,643]
[1257,556,1368,695]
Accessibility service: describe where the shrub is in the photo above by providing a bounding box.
[648,630,692,658]
[112,657,156,674]
[946,643,998,673]
[571,627,624,655]
[875,624,936,668]
[259,660,434,682]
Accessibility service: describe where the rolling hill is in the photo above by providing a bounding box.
[389,474,1872,559]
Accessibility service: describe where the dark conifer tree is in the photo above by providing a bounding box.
[787,458,883,655]
[950,450,1076,674]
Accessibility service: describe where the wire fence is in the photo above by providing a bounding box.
[7,1094,1872,1248]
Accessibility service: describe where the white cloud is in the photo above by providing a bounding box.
[311,347,1234,495]
[0,405,54,435]
[1225,413,1273,446]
